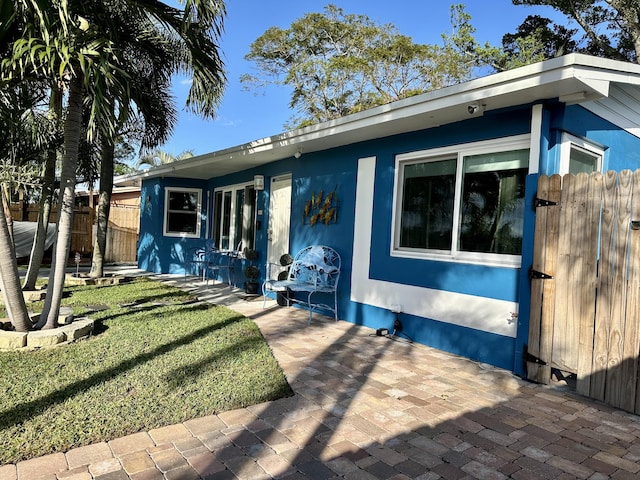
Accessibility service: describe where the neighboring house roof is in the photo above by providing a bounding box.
[75,184,141,197]
[125,54,640,182]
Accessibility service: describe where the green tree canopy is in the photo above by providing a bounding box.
[0,0,226,330]
[492,15,578,70]
[136,149,195,169]
[510,0,639,63]
[0,81,56,189]
[442,1,640,74]
[242,4,476,128]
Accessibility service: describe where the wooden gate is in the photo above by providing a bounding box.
[527,170,640,413]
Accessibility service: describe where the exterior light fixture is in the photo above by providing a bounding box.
[254,175,265,191]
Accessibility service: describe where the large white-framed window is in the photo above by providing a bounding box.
[392,135,530,267]
[559,133,604,175]
[163,187,202,238]
[212,182,256,250]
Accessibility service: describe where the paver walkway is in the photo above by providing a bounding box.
[3,271,640,479]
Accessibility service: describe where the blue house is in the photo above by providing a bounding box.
[133,54,640,377]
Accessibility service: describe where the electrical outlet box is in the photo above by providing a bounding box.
[390,304,402,313]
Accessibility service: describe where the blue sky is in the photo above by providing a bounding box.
[159,0,563,158]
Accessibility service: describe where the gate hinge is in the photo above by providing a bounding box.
[524,350,548,366]
[534,197,558,208]
[528,268,553,280]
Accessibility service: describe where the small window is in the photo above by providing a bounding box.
[560,133,603,175]
[163,188,201,238]
[393,136,529,266]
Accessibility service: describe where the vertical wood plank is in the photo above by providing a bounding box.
[552,174,576,372]
[576,172,602,396]
[591,171,618,402]
[570,174,589,372]
[622,171,640,413]
[533,174,561,384]
[605,170,632,408]
[527,175,549,382]
[104,205,140,263]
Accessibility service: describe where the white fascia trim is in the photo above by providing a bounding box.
[563,77,611,101]
[351,156,518,338]
[134,54,640,181]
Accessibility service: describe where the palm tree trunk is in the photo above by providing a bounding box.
[1,183,15,246]
[90,132,114,278]
[38,72,83,330]
[22,153,55,290]
[0,189,31,332]
[23,83,61,290]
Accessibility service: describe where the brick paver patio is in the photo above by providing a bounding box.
[3,270,640,479]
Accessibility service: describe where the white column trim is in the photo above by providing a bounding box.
[529,104,543,175]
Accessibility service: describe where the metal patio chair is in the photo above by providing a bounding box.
[204,242,243,287]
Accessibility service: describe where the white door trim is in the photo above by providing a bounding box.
[267,174,292,267]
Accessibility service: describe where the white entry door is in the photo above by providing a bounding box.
[267,175,292,266]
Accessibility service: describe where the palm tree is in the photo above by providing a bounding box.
[0,81,55,331]
[22,80,62,291]
[41,0,226,329]
[90,28,179,278]
[2,0,226,330]
[136,149,195,169]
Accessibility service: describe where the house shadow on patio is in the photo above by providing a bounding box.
[177,298,640,480]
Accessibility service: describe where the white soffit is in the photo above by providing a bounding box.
[582,83,640,139]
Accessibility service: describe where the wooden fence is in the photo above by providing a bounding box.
[9,203,139,263]
[527,170,640,413]
[103,204,139,262]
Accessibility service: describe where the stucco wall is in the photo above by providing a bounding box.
[138,178,208,275]
[138,100,640,374]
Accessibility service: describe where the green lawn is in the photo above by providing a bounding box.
[0,278,292,464]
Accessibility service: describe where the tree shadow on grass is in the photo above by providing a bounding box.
[0,309,246,432]
[164,333,294,403]
[84,299,209,324]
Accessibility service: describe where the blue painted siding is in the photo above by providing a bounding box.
[563,105,640,171]
[344,302,516,369]
[140,101,640,373]
[138,106,534,371]
[544,104,640,172]
[205,155,358,288]
[367,107,531,303]
[138,177,208,274]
